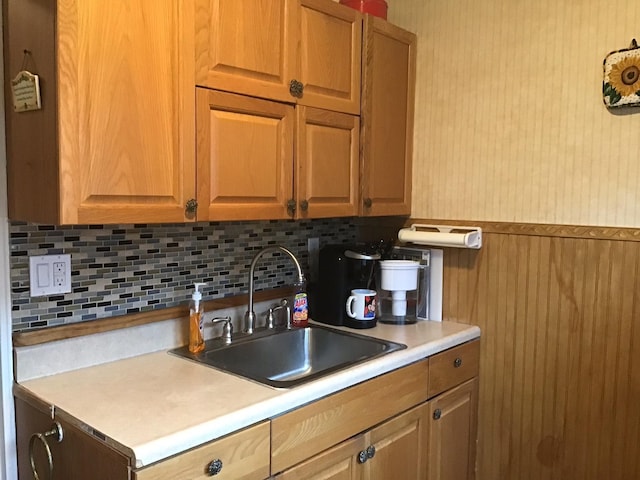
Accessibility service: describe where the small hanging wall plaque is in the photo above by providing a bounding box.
[603,39,640,108]
[11,70,41,112]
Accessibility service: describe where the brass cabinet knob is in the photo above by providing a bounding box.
[300,199,309,211]
[433,408,442,420]
[286,199,296,214]
[363,197,373,208]
[207,458,223,475]
[454,357,463,368]
[289,79,304,98]
[185,198,198,214]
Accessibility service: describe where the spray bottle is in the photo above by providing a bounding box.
[188,282,207,353]
[292,277,309,328]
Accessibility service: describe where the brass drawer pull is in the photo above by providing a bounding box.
[453,357,463,368]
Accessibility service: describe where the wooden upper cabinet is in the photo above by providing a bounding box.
[296,106,360,218]
[3,0,196,224]
[297,0,362,114]
[196,88,294,220]
[360,15,416,217]
[195,0,361,115]
[195,0,296,104]
[196,90,359,221]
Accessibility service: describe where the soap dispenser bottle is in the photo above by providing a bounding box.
[188,282,207,353]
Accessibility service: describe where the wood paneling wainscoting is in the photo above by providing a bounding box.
[438,223,640,480]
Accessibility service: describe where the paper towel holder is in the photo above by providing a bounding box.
[397,224,483,249]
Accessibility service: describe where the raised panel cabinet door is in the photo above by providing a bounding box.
[196,88,294,220]
[57,0,196,224]
[360,15,416,216]
[274,435,366,480]
[296,106,359,218]
[298,0,362,115]
[428,378,479,480]
[3,0,196,224]
[15,396,130,480]
[195,0,297,104]
[365,403,429,480]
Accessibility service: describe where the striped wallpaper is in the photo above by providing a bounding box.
[389,0,640,227]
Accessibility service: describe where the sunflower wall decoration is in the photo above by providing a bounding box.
[603,39,640,108]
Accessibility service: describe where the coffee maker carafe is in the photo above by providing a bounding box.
[310,244,381,327]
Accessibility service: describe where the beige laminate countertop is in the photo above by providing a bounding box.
[17,320,480,468]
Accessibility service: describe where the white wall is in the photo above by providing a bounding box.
[0,3,17,476]
[390,0,640,227]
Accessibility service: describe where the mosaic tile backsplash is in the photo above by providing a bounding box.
[9,219,357,332]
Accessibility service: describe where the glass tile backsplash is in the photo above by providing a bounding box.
[9,219,356,332]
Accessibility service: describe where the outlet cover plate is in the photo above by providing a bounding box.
[29,254,72,296]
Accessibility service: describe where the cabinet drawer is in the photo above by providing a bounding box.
[271,359,429,474]
[428,340,480,398]
[133,421,270,480]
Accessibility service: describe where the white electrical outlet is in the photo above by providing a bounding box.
[29,254,72,296]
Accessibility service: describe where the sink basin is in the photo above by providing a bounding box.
[170,324,406,388]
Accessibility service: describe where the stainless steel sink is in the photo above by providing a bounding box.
[170,324,406,388]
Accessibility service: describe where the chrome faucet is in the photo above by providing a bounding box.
[244,246,305,334]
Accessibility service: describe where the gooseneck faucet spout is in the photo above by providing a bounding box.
[244,246,305,334]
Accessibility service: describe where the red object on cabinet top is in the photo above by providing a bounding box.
[339,0,388,20]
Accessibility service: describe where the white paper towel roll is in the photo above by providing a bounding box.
[397,225,482,249]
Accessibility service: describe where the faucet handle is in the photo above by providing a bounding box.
[211,316,233,345]
[268,299,291,329]
[266,308,277,329]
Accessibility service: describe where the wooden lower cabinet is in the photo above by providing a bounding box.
[273,435,366,480]
[366,403,428,480]
[14,340,479,480]
[133,422,270,480]
[15,396,129,480]
[427,378,479,480]
[275,403,428,480]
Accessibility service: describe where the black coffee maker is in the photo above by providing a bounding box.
[310,244,381,327]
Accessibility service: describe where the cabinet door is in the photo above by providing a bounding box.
[58,0,196,224]
[196,88,295,220]
[15,397,129,480]
[4,0,196,224]
[298,0,362,114]
[274,435,366,480]
[365,403,429,480]
[428,378,479,480]
[195,0,297,104]
[296,106,359,218]
[360,15,416,216]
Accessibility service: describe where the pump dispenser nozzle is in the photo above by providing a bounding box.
[189,282,207,353]
[192,282,206,308]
